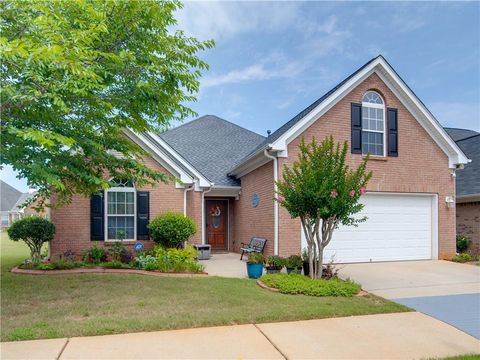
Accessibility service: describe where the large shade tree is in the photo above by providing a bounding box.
[0,0,214,207]
[276,136,372,279]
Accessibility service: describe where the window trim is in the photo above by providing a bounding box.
[361,91,386,157]
[104,184,136,242]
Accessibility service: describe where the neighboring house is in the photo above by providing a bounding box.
[445,128,480,255]
[0,180,48,228]
[1,180,22,228]
[50,55,468,263]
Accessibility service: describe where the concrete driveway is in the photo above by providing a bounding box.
[340,260,480,339]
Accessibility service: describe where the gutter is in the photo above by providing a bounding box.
[264,147,279,256]
[183,182,195,216]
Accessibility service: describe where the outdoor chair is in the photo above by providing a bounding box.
[240,237,267,260]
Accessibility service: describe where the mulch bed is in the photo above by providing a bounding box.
[11,266,208,277]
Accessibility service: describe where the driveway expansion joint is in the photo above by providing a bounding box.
[56,338,69,360]
[253,323,288,360]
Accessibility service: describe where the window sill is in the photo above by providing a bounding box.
[104,240,138,245]
[363,155,388,161]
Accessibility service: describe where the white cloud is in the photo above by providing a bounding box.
[175,2,302,41]
[428,102,480,131]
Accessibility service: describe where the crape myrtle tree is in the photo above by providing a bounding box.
[0,0,214,208]
[276,136,372,279]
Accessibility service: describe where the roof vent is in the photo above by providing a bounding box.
[267,130,271,137]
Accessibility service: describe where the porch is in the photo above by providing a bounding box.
[199,252,246,278]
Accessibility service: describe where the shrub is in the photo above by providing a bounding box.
[260,273,361,297]
[134,254,157,270]
[247,252,264,264]
[266,256,284,268]
[7,216,55,263]
[154,244,204,272]
[148,212,196,248]
[285,255,303,269]
[452,253,475,263]
[102,260,129,269]
[81,243,107,264]
[456,235,471,253]
[109,241,133,263]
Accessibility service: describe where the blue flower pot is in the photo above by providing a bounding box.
[246,262,263,279]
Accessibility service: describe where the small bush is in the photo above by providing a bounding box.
[7,216,55,263]
[247,252,264,264]
[154,244,204,272]
[456,235,471,253]
[148,212,196,248]
[109,241,133,263]
[266,255,284,268]
[285,255,303,269]
[102,260,128,269]
[81,243,107,264]
[134,254,157,270]
[452,253,475,263]
[260,273,361,297]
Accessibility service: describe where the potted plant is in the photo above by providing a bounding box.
[286,255,303,274]
[265,255,284,274]
[246,252,264,279]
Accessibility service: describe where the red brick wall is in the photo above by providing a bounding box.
[186,190,203,245]
[456,202,480,255]
[234,162,275,256]
[50,156,192,257]
[277,73,456,259]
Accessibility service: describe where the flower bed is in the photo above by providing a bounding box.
[11,266,207,276]
[259,273,361,297]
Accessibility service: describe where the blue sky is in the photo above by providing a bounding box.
[2,1,479,191]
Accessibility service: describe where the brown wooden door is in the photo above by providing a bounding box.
[206,200,227,250]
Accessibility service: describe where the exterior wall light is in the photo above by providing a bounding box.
[445,196,455,208]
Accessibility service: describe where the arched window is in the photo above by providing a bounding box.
[361,91,385,156]
[106,178,135,241]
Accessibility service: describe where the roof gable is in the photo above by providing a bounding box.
[231,55,469,175]
[0,180,22,212]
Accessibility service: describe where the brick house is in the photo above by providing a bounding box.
[445,128,479,255]
[50,56,469,262]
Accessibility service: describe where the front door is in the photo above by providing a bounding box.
[206,199,227,250]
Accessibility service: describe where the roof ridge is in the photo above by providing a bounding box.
[444,126,479,132]
[161,115,210,134]
[206,115,265,139]
[457,133,480,142]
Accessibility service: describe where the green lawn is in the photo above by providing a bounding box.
[1,232,410,341]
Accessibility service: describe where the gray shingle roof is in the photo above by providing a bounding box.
[12,192,37,211]
[444,127,479,142]
[159,115,265,186]
[0,180,22,211]
[455,134,480,197]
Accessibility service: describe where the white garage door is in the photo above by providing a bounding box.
[302,193,436,263]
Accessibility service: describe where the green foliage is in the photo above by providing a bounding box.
[266,256,284,268]
[154,244,204,273]
[7,216,55,262]
[109,241,132,263]
[81,243,107,264]
[456,235,471,253]
[148,212,197,248]
[261,274,361,297]
[451,253,476,263]
[0,0,214,206]
[285,255,303,269]
[102,260,129,269]
[277,136,372,226]
[134,254,157,270]
[247,252,264,264]
[276,136,372,278]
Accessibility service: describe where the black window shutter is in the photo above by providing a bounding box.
[387,108,398,157]
[137,191,150,240]
[351,103,362,154]
[91,191,104,241]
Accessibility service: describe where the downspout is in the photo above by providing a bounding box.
[201,183,214,245]
[264,147,279,256]
[183,182,195,216]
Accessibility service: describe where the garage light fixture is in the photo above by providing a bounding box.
[445,196,455,208]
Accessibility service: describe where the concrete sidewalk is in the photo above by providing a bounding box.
[2,312,479,360]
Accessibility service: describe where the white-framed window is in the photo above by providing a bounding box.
[105,179,136,241]
[362,91,385,156]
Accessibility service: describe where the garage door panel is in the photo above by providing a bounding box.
[302,193,434,263]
